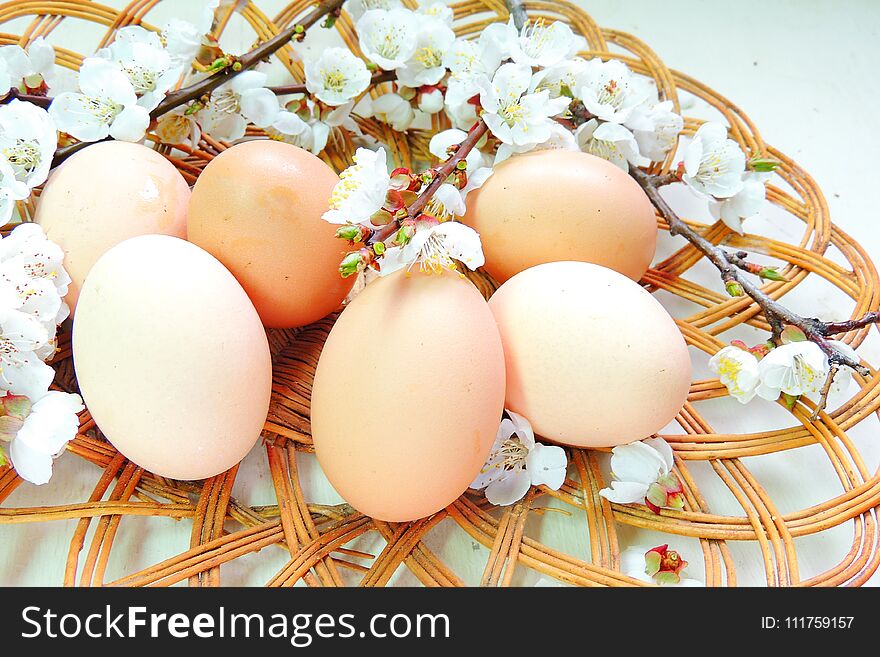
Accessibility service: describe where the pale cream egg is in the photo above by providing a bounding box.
[488,261,691,447]
[73,235,272,480]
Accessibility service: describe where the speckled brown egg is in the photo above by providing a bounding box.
[461,149,657,283]
[187,140,353,328]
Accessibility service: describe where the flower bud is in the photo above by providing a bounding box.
[397,85,417,102]
[393,221,417,246]
[748,155,780,172]
[759,267,786,281]
[725,281,744,297]
[644,544,688,584]
[418,88,445,114]
[339,250,370,278]
[335,224,369,243]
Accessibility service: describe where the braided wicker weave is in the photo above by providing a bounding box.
[1,0,878,587]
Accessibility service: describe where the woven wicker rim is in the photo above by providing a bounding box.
[1,0,878,587]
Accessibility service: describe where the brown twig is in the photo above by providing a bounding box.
[364,118,489,249]
[0,88,52,108]
[50,0,346,167]
[269,70,397,97]
[506,0,529,30]
[811,362,840,420]
[629,165,874,381]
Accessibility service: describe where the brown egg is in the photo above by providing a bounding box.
[311,270,506,522]
[489,261,691,447]
[35,141,190,314]
[461,149,657,283]
[187,140,353,328]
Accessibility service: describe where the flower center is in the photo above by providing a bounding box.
[3,139,42,179]
[328,162,366,210]
[423,197,454,223]
[497,437,529,470]
[120,62,159,95]
[697,142,739,181]
[595,76,626,109]
[583,132,622,162]
[414,45,442,70]
[84,96,122,124]
[416,232,457,274]
[370,26,407,60]
[211,89,241,115]
[499,100,526,127]
[322,69,348,93]
[520,18,552,58]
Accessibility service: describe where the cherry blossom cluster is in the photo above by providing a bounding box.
[0,224,82,484]
[708,328,857,407]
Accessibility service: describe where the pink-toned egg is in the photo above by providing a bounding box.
[311,270,506,522]
[73,235,271,480]
[35,141,190,314]
[489,261,691,447]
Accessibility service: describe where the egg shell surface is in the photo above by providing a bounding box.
[311,270,506,522]
[35,141,190,314]
[73,235,272,480]
[461,149,657,283]
[187,140,353,328]
[488,261,691,447]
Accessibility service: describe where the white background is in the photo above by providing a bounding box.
[1,0,879,586]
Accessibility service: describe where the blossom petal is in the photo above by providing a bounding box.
[109,104,149,142]
[608,441,668,485]
[485,469,531,506]
[526,443,567,489]
[599,480,649,504]
[643,437,674,472]
[9,437,54,485]
[239,87,280,128]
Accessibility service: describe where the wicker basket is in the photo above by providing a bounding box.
[1,0,878,587]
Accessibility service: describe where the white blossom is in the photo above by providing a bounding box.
[198,70,279,142]
[469,411,567,506]
[5,390,83,485]
[345,0,402,22]
[627,99,683,162]
[755,341,829,401]
[500,17,584,68]
[154,106,201,148]
[378,218,484,276]
[529,57,589,99]
[443,36,502,108]
[268,110,330,155]
[599,438,679,506]
[708,345,761,403]
[579,58,646,124]
[49,57,149,142]
[356,9,419,71]
[495,121,577,165]
[323,147,390,224]
[709,172,768,234]
[0,301,53,401]
[0,37,56,91]
[97,26,182,111]
[682,121,745,198]
[479,63,569,146]
[162,0,220,67]
[0,156,29,224]
[304,47,371,107]
[416,0,453,25]
[369,93,415,131]
[0,58,11,97]
[396,18,455,88]
[0,222,71,330]
[0,100,58,191]
[575,118,643,170]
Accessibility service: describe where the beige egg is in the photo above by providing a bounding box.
[187,140,353,329]
[489,261,691,447]
[73,235,272,480]
[311,270,506,522]
[36,141,190,314]
[461,149,657,283]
